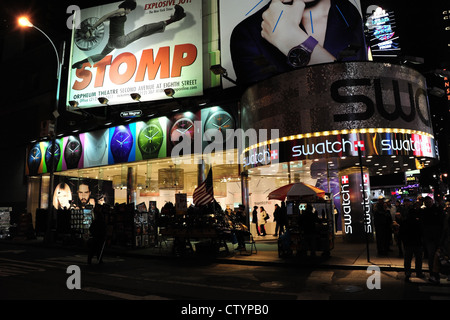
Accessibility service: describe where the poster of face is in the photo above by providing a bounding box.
[67,0,203,109]
[52,175,114,210]
[219,0,366,88]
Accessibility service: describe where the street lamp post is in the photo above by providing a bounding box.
[19,16,65,243]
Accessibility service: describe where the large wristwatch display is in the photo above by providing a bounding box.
[110,125,133,163]
[85,131,107,166]
[170,117,195,146]
[64,135,82,169]
[287,36,318,68]
[138,119,164,159]
[28,143,42,175]
[204,109,235,143]
[45,140,61,172]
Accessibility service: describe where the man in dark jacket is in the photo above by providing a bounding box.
[399,200,424,282]
[421,196,445,284]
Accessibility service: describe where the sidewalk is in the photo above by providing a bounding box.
[1,235,413,272]
[118,235,410,271]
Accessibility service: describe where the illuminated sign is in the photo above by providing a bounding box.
[67,0,203,109]
[339,168,373,240]
[242,129,437,169]
[444,69,450,105]
[364,6,400,58]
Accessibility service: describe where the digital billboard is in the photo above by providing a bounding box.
[67,0,203,109]
[219,0,366,88]
[364,5,400,58]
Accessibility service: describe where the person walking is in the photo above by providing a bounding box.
[259,206,268,236]
[399,200,424,282]
[252,206,260,236]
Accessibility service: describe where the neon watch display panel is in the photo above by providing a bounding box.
[28,143,42,175]
[64,135,82,169]
[204,110,235,143]
[45,140,61,172]
[170,117,195,145]
[138,120,164,159]
[110,125,133,163]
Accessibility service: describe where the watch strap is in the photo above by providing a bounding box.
[301,36,319,52]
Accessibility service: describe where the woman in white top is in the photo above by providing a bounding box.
[259,206,268,236]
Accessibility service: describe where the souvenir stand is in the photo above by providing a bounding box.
[267,183,334,258]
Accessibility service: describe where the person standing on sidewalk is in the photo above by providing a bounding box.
[259,206,268,236]
[421,196,445,284]
[252,206,260,236]
[373,196,392,256]
[399,199,424,282]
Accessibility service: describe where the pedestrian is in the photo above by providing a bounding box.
[252,206,260,236]
[392,211,403,257]
[273,204,281,237]
[259,206,268,236]
[373,196,392,256]
[434,203,450,279]
[280,201,288,235]
[87,206,107,265]
[300,204,319,256]
[399,199,424,282]
[421,196,445,284]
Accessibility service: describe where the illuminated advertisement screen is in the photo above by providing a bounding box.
[67,0,203,109]
[364,5,400,58]
[219,0,366,87]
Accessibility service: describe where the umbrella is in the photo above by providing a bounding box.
[267,182,326,201]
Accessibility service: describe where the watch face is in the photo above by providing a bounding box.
[45,141,61,172]
[85,132,107,165]
[170,118,195,146]
[64,136,82,169]
[138,122,164,158]
[110,126,133,163]
[287,47,311,68]
[28,144,42,175]
[204,110,235,143]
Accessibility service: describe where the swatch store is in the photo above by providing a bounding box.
[24,0,247,242]
[215,0,440,242]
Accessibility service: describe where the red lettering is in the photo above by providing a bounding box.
[109,52,137,85]
[71,44,197,90]
[94,56,112,88]
[135,47,170,81]
[72,63,92,90]
[171,44,197,77]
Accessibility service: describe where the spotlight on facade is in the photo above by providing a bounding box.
[210,64,237,84]
[130,93,141,101]
[68,100,79,108]
[401,55,424,65]
[164,88,175,97]
[98,97,109,105]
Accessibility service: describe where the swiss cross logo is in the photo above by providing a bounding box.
[354,140,365,151]
[271,149,278,160]
[363,174,369,184]
[341,175,349,184]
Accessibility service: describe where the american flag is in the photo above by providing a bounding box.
[193,169,214,206]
